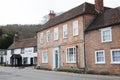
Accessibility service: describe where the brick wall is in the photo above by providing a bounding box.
[37,16,85,69]
[85,25,120,73]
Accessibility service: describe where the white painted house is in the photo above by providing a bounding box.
[6,36,37,66]
[0,49,6,65]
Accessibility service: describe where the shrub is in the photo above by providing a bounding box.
[36,66,52,71]
[87,70,96,74]
[112,73,120,76]
[99,71,110,75]
[57,68,85,74]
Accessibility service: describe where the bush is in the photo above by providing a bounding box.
[36,66,52,71]
[87,70,96,74]
[99,71,110,75]
[57,68,85,74]
[112,73,120,76]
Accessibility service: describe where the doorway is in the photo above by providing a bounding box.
[53,47,59,69]
[30,58,33,66]
[10,54,22,66]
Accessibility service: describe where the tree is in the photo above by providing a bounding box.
[0,28,3,36]
[40,12,63,24]
[0,34,13,49]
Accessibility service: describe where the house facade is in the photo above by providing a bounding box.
[37,1,99,69]
[6,35,37,66]
[85,6,120,73]
[37,0,120,74]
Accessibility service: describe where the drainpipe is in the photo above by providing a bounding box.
[76,45,79,68]
[83,15,87,73]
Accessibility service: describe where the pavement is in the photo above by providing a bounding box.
[0,66,120,80]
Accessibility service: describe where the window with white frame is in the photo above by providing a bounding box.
[34,47,37,53]
[95,50,105,64]
[111,49,120,64]
[63,24,67,38]
[73,20,78,36]
[54,27,58,40]
[11,49,14,54]
[34,57,37,64]
[40,33,44,43]
[42,51,48,63]
[23,57,28,64]
[21,48,24,54]
[66,47,76,63]
[46,30,50,42]
[101,27,112,42]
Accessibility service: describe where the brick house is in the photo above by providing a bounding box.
[37,0,103,70]
[6,35,37,66]
[85,1,120,73]
[37,0,120,73]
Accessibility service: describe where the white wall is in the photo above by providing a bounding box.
[14,49,21,54]
[6,50,11,64]
[6,47,37,65]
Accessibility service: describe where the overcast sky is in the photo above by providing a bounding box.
[0,0,120,25]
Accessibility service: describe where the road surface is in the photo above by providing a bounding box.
[0,67,119,80]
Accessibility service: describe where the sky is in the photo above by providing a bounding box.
[0,0,120,25]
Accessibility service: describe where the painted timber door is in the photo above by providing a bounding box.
[53,47,59,69]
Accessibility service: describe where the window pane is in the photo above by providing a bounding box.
[73,21,78,36]
[42,51,48,63]
[67,47,76,62]
[47,31,50,42]
[63,24,67,38]
[40,33,44,43]
[112,50,120,62]
[102,29,111,41]
[23,57,28,64]
[96,51,104,63]
[54,28,58,40]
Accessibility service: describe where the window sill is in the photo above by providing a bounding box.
[63,37,68,39]
[54,39,58,41]
[95,62,105,64]
[42,62,48,64]
[102,40,112,43]
[73,35,78,37]
[66,62,76,64]
[110,62,120,64]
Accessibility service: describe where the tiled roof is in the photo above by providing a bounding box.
[8,38,37,50]
[86,7,120,31]
[38,2,98,32]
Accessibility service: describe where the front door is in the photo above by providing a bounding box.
[30,58,33,66]
[53,47,59,69]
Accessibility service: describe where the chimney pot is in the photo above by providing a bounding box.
[48,10,56,20]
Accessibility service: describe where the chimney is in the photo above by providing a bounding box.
[95,0,104,12]
[48,10,56,20]
[14,33,19,42]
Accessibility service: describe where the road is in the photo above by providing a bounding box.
[0,67,119,80]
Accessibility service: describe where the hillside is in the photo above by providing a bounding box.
[0,24,41,49]
[0,24,41,39]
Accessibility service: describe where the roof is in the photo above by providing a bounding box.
[38,2,98,32]
[86,7,120,31]
[8,38,37,50]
